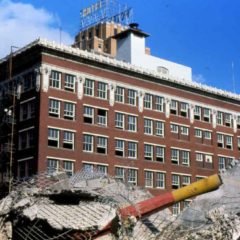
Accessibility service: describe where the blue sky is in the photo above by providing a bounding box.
[1,0,240,93]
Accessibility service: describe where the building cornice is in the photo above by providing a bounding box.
[1,38,240,104]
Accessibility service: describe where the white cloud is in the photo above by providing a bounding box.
[0,0,73,58]
[192,74,206,83]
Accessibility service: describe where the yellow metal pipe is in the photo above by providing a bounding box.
[172,174,222,203]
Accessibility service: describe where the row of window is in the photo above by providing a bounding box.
[48,71,240,127]
[20,100,35,121]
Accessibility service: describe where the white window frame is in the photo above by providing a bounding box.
[48,128,59,148]
[84,106,94,124]
[170,124,178,133]
[172,174,180,189]
[181,126,189,135]
[156,172,165,189]
[156,121,164,137]
[182,151,190,166]
[195,129,202,138]
[225,135,233,149]
[64,102,75,120]
[115,167,125,181]
[203,108,211,122]
[196,153,203,162]
[194,106,201,120]
[156,146,164,162]
[97,82,107,99]
[49,99,60,118]
[63,161,74,176]
[96,136,107,154]
[63,131,74,150]
[204,131,212,139]
[115,139,125,157]
[128,115,137,132]
[144,144,153,161]
[64,74,75,92]
[47,159,59,174]
[172,202,181,216]
[144,93,152,109]
[128,142,137,159]
[218,156,226,170]
[170,100,178,114]
[115,86,124,103]
[144,118,153,135]
[217,133,224,148]
[180,102,188,117]
[128,89,136,106]
[50,71,61,89]
[83,134,93,152]
[97,109,107,126]
[171,149,179,164]
[128,169,137,185]
[182,176,191,186]
[216,111,223,125]
[84,79,94,96]
[155,96,164,112]
[144,171,153,188]
[115,112,124,129]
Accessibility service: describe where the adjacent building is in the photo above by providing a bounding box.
[0,24,240,213]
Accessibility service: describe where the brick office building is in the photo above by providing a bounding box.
[1,26,240,212]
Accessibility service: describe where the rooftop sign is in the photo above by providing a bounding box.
[80,0,133,31]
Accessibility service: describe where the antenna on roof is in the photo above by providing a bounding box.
[232,61,236,93]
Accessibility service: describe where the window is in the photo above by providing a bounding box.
[63,161,74,176]
[20,101,35,121]
[115,167,125,181]
[144,94,152,109]
[18,129,34,150]
[84,106,94,124]
[96,165,108,174]
[181,126,189,135]
[218,157,225,170]
[225,113,232,127]
[156,146,164,162]
[115,112,124,129]
[216,111,223,125]
[172,202,180,216]
[237,116,240,129]
[49,99,60,117]
[172,174,180,189]
[128,169,138,185]
[50,71,61,89]
[144,119,153,135]
[180,102,188,117]
[156,172,165,189]
[171,149,179,164]
[128,142,137,158]
[84,79,94,96]
[170,124,178,133]
[97,82,107,99]
[203,108,211,122]
[64,102,75,120]
[63,131,74,149]
[64,74,75,92]
[155,96,164,112]
[47,159,59,175]
[83,134,93,152]
[194,106,201,120]
[97,137,107,154]
[128,115,137,132]
[182,151,190,166]
[144,144,153,161]
[204,131,212,139]
[97,109,107,126]
[196,153,203,162]
[48,128,59,147]
[205,155,213,163]
[115,139,124,157]
[195,129,202,138]
[156,121,164,137]
[128,89,136,106]
[226,136,233,149]
[145,171,153,187]
[217,134,224,148]
[182,176,191,186]
[238,138,240,150]
[83,163,94,172]
[170,100,178,115]
[115,86,124,103]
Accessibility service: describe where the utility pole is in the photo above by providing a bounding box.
[8,46,19,193]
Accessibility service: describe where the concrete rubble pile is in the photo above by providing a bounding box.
[0,161,240,240]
